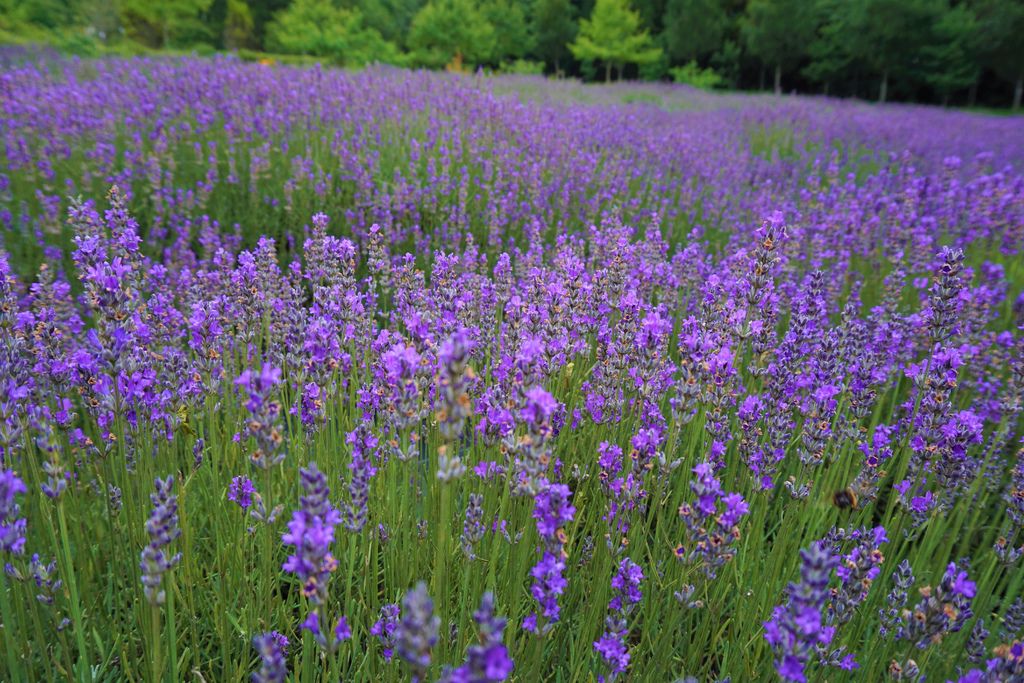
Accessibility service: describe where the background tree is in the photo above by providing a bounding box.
[802,0,853,95]
[408,0,495,68]
[973,0,1024,110]
[266,0,401,65]
[660,0,726,65]
[119,0,213,48]
[741,0,816,94]
[223,0,255,50]
[921,2,978,106]
[570,0,661,82]
[531,0,575,74]
[844,0,944,102]
[356,0,424,50]
[483,0,533,64]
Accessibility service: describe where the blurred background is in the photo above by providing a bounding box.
[0,0,1022,109]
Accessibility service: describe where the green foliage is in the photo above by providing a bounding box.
[742,0,816,92]
[483,0,532,63]
[973,0,1024,108]
[118,0,214,48]
[660,0,726,64]
[498,58,545,74]
[357,0,424,49]
[670,60,724,89]
[843,0,945,101]
[266,0,402,66]
[709,38,741,88]
[530,0,576,73]
[0,0,1021,104]
[802,0,852,92]
[407,0,495,68]
[570,0,661,82]
[223,0,255,50]
[921,3,978,103]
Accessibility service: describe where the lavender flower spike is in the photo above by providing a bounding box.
[140,476,182,605]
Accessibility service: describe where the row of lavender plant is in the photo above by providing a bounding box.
[0,55,1022,682]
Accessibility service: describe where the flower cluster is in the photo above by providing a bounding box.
[439,592,514,683]
[763,541,838,683]
[675,463,749,579]
[251,631,288,683]
[140,476,182,605]
[0,469,27,555]
[396,582,440,682]
[524,482,575,634]
[594,558,644,681]
[236,364,286,469]
[282,463,340,601]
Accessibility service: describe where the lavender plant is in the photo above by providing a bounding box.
[0,53,1020,683]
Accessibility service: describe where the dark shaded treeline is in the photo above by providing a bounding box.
[1,0,1021,108]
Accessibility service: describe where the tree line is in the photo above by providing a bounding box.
[2,0,1022,108]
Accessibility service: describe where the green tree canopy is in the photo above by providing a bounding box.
[845,0,945,102]
[569,0,661,82]
[660,0,726,64]
[483,0,533,64]
[921,3,979,105]
[266,0,402,66]
[974,0,1024,110]
[119,0,213,47]
[407,0,495,68]
[531,0,576,73]
[356,0,423,50]
[223,0,255,50]
[741,0,816,94]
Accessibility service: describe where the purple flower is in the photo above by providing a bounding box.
[532,483,575,540]
[228,476,255,510]
[594,558,644,681]
[235,363,285,469]
[370,603,400,661]
[676,463,748,578]
[343,423,379,532]
[0,469,27,555]
[251,631,288,683]
[440,592,513,682]
[281,462,341,604]
[395,582,439,681]
[140,476,182,605]
[763,541,836,682]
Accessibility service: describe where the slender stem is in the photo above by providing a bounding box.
[166,580,178,683]
[0,571,24,682]
[57,500,90,683]
[150,605,161,683]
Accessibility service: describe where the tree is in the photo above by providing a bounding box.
[531,0,576,74]
[483,0,533,64]
[974,0,1024,110]
[356,0,424,50]
[223,0,255,50]
[407,0,495,68]
[266,0,402,65]
[660,0,726,65]
[119,0,213,48]
[802,0,853,95]
[844,0,944,102]
[921,3,978,106]
[741,0,816,95]
[569,0,662,82]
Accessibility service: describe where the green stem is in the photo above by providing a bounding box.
[0,572,24,682]
[432,480,451,605]
[167,581,178,683]
[150,605,162,683]
[57,500,91,683]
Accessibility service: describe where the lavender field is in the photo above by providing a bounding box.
[1,55,1023,682]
